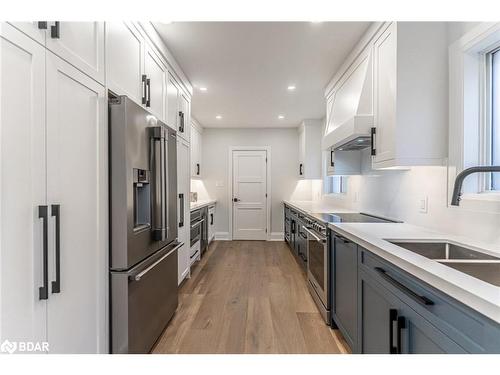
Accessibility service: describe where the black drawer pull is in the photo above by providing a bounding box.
[375,267,434,306]
[50,21,60,39]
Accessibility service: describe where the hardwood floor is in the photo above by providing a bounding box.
[152,240,350,354]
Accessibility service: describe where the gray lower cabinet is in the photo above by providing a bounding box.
[359,269,466,354]
[332,232,359,351]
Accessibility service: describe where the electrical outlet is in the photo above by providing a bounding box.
[419,196,428,214]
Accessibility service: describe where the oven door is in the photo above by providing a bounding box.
[190,218,203,247]
[304,226,328,306]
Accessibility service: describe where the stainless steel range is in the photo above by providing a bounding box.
[109,96,181,354]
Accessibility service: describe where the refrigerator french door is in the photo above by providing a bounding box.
[109,96,180,354]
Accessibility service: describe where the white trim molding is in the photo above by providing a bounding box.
[448,22,500,212]
[227,146,272,241]
[269,232,284,241]
[215,232,230,241]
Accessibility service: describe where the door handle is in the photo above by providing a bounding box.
[330,150,335,167]
[299,163,303,175]
[38,205,49,300]
[178,193,184,228]
[50,21,60,39]
[210,213,213,226]
[146,78,151,107]
[233,197,240,202]
[371,127,376,156]
[150,126,167,241]
[191,219,204,229]
[303,226,325,243]
[51,204,61,294]
[196,163,200,175]
[141,75,147,105]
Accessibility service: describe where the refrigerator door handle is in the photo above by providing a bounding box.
[150,127,167,241]
[38,205,49,300]
[130,243,182,282]
[51,204,61,293]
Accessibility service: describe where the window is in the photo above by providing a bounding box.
[491,48,500,190]
[325,176,348,194]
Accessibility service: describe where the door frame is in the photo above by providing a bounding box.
[228,146,271,241]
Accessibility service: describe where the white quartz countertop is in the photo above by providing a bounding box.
[190,199,216,211]
[283,200,500,323]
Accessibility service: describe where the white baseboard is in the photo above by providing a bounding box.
[269,232,284,241]
[215,232,230,240]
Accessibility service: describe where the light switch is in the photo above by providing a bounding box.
[419,196,428,214]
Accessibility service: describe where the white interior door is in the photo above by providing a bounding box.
[45,52,107,353]
[232,150,267,240]
[0,23,48,344]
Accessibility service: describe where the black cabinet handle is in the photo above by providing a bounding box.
[370,127,376,156]
[38,205,49,300]
[146,78,151,107]
[389,309,398,354]
[375,267,434,306]
[330,150,335,167]
[299,163,303,176]
[190,250,199,259]
[210,213,214,225]
[178,111,184,133]
[50,21,60,39]
[51,204,61,294]
[397,315,406,354]
[141,75,147,105]
[178,193,184,228]
[38,21,48,30]
[196,163,200,176]
[291,220,296,234]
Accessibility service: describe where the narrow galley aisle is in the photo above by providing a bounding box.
[152,241,349,354]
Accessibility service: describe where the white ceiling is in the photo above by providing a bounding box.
[154,22,371,128]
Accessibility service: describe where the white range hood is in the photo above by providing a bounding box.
[322,50,373,151]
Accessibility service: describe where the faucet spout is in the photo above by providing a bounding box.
[450,166,500,206]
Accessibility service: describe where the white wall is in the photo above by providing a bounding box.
[201,128,311,238]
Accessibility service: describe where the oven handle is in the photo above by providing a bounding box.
[130,243,182,282]
[191,218,205,229]
[303,226,326,243]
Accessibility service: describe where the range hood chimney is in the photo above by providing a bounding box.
[322,51,374,151]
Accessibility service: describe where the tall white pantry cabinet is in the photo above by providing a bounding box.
[1,22,107,353]
[1,21,193,352]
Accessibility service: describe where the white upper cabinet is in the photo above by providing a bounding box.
[298,120,322,179]
[371,22,448,169]
[144,42,167,121]
[191,121,202,179]
[9,22,105,84]
[45,22,105,84]
[167,73,191,141]
[106,22,145,104]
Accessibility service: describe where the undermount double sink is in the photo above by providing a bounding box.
[388,240,500,287]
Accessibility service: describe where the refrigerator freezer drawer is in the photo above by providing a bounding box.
[110,242,180,353]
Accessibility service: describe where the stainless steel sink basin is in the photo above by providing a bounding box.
[437,261,500,287]
[388,241,500,261]
[388,240,500,287]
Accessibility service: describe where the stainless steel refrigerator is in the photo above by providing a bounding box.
[109,96,180,354]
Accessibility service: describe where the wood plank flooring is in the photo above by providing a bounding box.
[152,240,350,354]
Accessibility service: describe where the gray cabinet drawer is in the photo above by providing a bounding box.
[359,248,500,353]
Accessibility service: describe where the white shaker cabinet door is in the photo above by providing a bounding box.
[178,93,190,142]
[373,23,397,164]
[46,22,105,84]
[106,22,145,104]
[8,21,46,45]
[166,74,180,131]
[45,52,107,353]
[0,23,48,345]
[144,43,167,121]
[177,137,191,284]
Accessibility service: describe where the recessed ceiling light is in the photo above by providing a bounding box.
[199,87,207,92]
[215,115,222,119]
[278,115,285,120]
[287,85,296,91]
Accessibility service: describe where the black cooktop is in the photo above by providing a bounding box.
[311,212,397,224]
